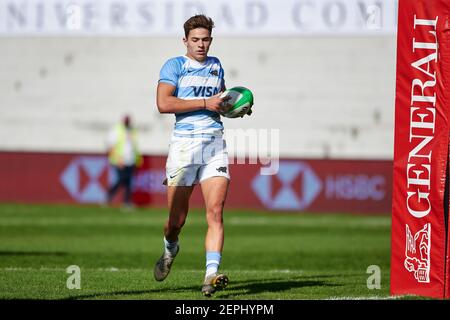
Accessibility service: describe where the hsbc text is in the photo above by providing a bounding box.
[325,174,385,201]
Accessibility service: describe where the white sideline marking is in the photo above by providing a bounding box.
[0,267,303,274]
[327,296,405,300]
[0,216,390,227]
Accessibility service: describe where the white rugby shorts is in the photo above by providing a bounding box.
[165,134,230,186]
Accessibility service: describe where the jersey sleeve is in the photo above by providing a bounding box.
[218,59,226,90]
[159,58,181,87]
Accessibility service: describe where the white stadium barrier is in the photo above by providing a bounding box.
[0,0,397,159]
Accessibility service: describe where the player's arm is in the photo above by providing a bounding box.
[157,83,226,114]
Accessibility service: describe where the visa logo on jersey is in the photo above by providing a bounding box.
[193,86,220,97]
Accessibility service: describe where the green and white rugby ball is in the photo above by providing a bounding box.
[220,86,254,118]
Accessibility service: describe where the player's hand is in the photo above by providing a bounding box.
[240,105,253,118]
[205,93,232,114]
[243,96,254,117]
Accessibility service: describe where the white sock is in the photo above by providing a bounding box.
[205,251,221,277]
[164,237,178,256]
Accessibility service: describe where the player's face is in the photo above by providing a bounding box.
[184,28,212,62]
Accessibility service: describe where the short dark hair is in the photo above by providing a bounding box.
[183,14,215,38]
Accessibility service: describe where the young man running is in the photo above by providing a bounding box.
[153,14,233,296]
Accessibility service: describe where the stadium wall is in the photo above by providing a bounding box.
[0,0,397,214]
[0,36,396,159]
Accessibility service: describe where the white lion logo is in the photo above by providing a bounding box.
[404,223,431,283]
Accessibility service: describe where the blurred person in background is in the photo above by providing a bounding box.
[106,114,142,209]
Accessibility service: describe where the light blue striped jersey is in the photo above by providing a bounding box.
[159,55,225,136]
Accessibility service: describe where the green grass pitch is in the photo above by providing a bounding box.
[0,203,392,300]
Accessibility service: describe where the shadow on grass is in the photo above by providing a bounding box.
[215,276,340,299]
[62,275,341,300]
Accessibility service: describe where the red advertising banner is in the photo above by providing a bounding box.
[0,151,392,215]
[391,0,450,298]
[447,150,450,298]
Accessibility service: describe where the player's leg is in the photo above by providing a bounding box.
[154,135,199,281]
[200,176,230,296]
[122,165,135,207]
[196,134,230,296]
[154,185,194,281]
[202,177,228,252]
[107,165,123,204]
[164,185,195,241]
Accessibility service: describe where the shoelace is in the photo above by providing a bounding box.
[159,255,172,268]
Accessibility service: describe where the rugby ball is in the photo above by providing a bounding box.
[219,86,254,118]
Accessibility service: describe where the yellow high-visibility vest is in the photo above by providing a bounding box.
[108,124,143,167]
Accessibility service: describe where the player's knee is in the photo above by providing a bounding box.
[206,204,224,224]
